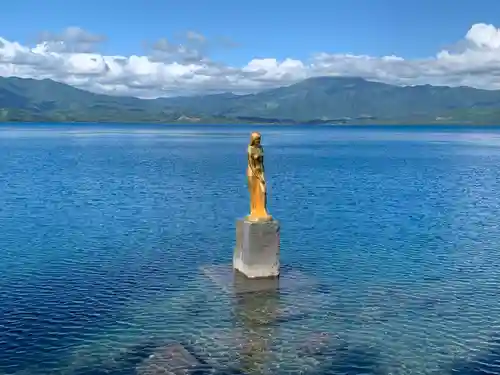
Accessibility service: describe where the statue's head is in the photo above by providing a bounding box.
[250,132,262,146]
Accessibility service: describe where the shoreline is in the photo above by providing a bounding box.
[1,121,500,127]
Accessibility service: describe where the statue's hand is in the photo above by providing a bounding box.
[259,181,266,193]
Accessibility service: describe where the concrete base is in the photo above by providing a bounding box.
[233,219,280,279]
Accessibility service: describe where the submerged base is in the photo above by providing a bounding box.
[233,218,280,279]
[201,264,317,295]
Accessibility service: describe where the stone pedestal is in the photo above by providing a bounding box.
[233,219,280,279]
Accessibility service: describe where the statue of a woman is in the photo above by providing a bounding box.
[246,132,272,221]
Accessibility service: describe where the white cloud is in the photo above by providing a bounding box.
[185,31,206,43]
[37,26,106,53]
[2,24,500,98]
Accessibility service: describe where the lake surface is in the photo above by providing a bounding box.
[1,124,500,374]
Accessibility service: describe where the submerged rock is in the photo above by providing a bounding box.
[297,332,335,356]
[136,343,205,375]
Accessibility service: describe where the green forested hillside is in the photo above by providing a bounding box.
[2,75,500,124]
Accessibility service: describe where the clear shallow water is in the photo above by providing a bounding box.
[2,124,500,374]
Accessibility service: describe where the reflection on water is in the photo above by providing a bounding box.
[3,124,500,374]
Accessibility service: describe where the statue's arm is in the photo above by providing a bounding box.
[247,148,257,174]
[255,150,266,182]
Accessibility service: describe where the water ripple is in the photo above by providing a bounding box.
[1,125,500,374]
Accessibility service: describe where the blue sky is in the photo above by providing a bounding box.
[2,0,500,97]
[3,0,498,64]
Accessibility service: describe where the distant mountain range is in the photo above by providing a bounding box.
[3,75,500,124]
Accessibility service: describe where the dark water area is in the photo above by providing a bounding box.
[2,124,500,374]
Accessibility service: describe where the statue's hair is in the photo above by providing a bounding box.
[250,132,261,146]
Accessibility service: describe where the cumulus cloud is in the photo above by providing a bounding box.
[148,37,207,65]
[2,24,500,98]
[185,31,206,43]
[37,26,106,53]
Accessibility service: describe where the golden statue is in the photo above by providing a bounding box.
[246,132,272,222]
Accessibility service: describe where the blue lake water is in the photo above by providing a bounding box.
[2,124,500,374]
